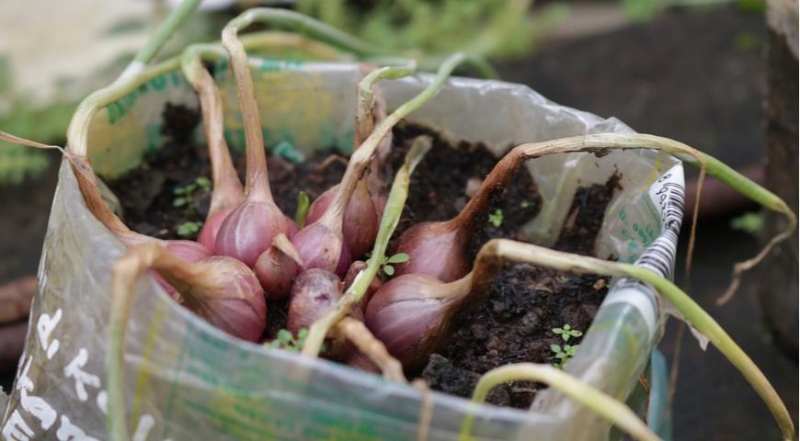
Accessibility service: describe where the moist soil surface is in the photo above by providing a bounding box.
[108,104,619,409]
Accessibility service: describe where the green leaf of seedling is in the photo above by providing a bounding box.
[383,265,395,276]
[177,221,202,237]
[277,329,293,344]
[386,253,409,264]
[550,344,563,354]
[195,176,212,190]
[488,209,504,227]
[730,212,764,235]
[295,191,310,228]
[173,197,187,207]
[274,140,305,164]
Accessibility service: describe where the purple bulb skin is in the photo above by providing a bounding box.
[365,274,463,371]
[215,200,288,268]
[391,222,470,283]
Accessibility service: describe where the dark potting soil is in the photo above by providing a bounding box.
[108,103,618,409]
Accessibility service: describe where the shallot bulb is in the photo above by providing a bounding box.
[157,255,266,342]
[389,221,472,283]
[291,219,348,276]
[391,148,524,282]
[184,56,245,253]
[217,25,294,266]
[120,232,212,299]
[287,269,343,335]
[364,273,472,371]
[215,192,291,267]
[254,233,302,299]
[305,179,379,258]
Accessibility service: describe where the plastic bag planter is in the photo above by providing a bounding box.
[0,59,683,440]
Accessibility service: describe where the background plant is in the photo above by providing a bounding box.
[295,0,568,59]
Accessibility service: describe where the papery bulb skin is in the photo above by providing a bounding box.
[334,244,352,278]
[178,256,267,342]
[390,221,471,283]
[254,244,300,299]
[197,207,236,253]
[307,182,379,258]
[119,235,211,300]
[365,274,468,371]
[372,194,387,225]
[215,199,288,267]
[155,241,212,299]
[165,240,212,262]
[305,188,331,222]
[287,269,343,334]
[291,222,348,276]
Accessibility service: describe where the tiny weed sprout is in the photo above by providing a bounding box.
[488,209,504,227]
[729,211,764,235]
[552,323,583,342]
[295,191,310,229]
[265,329,309,352]
[177,221,204,237]
[550,343,579,369]
[379,253,409,276]
[172,177,212,212]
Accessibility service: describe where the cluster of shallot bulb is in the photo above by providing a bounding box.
[75,47,533,377]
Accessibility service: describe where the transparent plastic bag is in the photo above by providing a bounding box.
[0,59,683,440]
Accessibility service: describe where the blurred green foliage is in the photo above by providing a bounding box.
[296,0,569,59]
[0,56,72,185]
[623,0,766,22]
[730,211,764,235]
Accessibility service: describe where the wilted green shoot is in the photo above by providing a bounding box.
[460,363,659,441]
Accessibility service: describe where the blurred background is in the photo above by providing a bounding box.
[0,0,796,439]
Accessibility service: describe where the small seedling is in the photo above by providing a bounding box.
[264,328,309,352]
[176,221,204,237]
[380,253,409,276]
[273,140,305,164]
[520,200,531,208]
[552,324,582,342]
[730,211,764,235]
[550,343,579,369]
[173,176,212,212]
[488,209,504,227]
[294,191,310,228]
